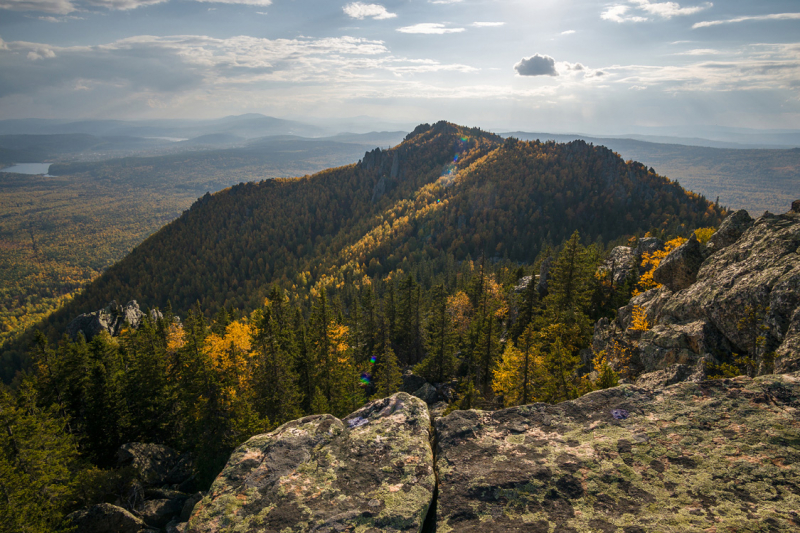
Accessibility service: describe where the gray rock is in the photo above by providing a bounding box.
[652,233,706,292]
[186,393,435,533]
[591,209,800,382]
[164,453,193,485]
[792,199,800,213]
[180,492,204,522]
[637,320,729,372]
[598,246,635,285]
[513,275,533,293]
[166,520,185,533]
[706,209,754,253]
[635,236,665,261]
[412,382,439,404]
[67,300,146,341]
[66,503,147,533]
[434,372,800,531]
[117,442,181,486]
[401,371,427,394]
[140,498,182,529]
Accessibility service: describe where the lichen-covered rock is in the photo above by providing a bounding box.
[652,233,706,292]
[636,319,728,370]
[412,383,439,404]
[140,498,182,528]
[434,372,800,532]
[592,206,800,382]
[536,257,552,297]
[117,442,181,486]
[186,392,435,532]
[65,503,148,533]
[706,209,754,252]
[598,246,636,285]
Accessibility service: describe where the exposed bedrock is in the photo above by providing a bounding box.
[594,204,800,383]
[434,372,800,532]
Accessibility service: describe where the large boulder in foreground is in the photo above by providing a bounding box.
[186,393,435,532]
[434,372,800,532]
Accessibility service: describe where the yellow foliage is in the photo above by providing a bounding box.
[694,227,715,244]
[446,291,472,335]
[634,237,686,295]
[629,305,650,332]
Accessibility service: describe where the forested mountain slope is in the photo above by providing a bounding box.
[39,122,723,332]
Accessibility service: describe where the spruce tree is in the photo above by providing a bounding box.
[415,284,456,383]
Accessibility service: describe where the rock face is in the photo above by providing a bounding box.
[706,208,754,252]
[66,503,148,533]
[598,246,636,286]
[186,393,435,532]
[434,372,800,532]
[594,206,800,380]
[67,300,150,340]
[117,442,184,486]
[652,233,706,292]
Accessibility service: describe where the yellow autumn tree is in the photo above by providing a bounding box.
[492,323,543,407]
[634,237,686,295]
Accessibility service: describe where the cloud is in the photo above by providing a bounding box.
[602,0,711,23]
[676,48,721,55]
[472,22,504,27]
[343,2,396,20]
[397,23,465,34]
[82,0,168,8]
[429,0,462,3]
[0,0,75,14]
[561,30,576,35]
[27,48,56,60]
[515,54,558,77]
[693,12,800,29]
[192,0,272,5]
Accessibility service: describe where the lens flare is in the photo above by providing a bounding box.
[369,355,377,364]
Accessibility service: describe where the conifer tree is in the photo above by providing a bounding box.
[415,284,456,383]
[252,301,302,426]
[492,323,542,407]
[374,322,402,399]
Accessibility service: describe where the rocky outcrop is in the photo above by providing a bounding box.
[536,257,552,297]
[66,503,149,533]
[66,300,158,341]
[185,393,435,532]
[434,372,800,532]
[651,233,706,292]
[598,245,636,285]
[593,204,800,381]
[117,443,188,487]
[706,208,753,252]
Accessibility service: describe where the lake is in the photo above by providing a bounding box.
[0,163,52,175]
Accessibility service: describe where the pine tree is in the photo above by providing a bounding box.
[415,284,456,383]
[252,301,302,426]
[374,323,402,399]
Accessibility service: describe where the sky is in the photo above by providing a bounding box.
[0,0,799,133]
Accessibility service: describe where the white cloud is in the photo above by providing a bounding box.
[429,0,462,3]
[27,47,56,60]
[397,23,465,34]
[601,5,646,23]
[0,0,75,14]
[602,0,711,23]
[561,30,576,35]
[0,37,7,51]
[343,2,396,20]
[693,12,800,29]
[472,22,504,27]
[81,0,169,9]
[192,0,272,5]
[675,48,720,55]
[630,0,710,18]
